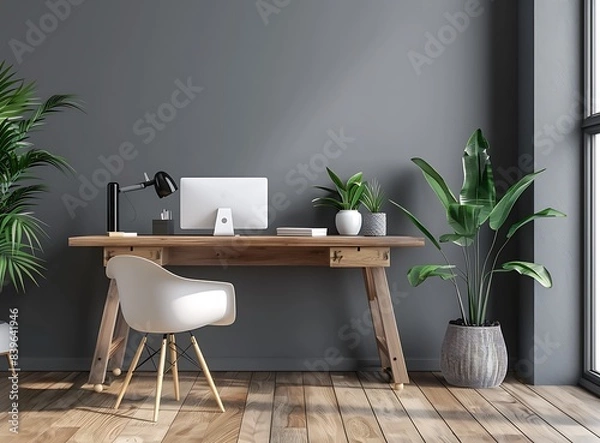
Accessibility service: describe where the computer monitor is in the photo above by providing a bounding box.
[180,177,268,235]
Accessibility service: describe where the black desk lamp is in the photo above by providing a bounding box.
[107,171,178,232]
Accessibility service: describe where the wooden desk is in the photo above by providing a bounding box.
[69,235,424,391]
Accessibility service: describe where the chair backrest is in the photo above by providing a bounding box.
[0,321,11,354]
[106,255,236,333]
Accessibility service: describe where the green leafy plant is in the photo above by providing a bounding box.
[0,61,81,291]
[312,167,365,210]
[361,179,385,213]
[390,129,566,326]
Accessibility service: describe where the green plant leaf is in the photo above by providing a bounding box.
[500,261,553,288]
[407,264,456,287]
[347,172,363,186]
[348,182,365,210]
[506,207,567,239]
[439,233,474,246]
[389,200,440,250]
[312,197,344,210]
[326,167,346,191]
[314,169,364,210]
[412,158,457,210]
[360,179,385,212]
[446,203,481,236]
[459,129,496,223]
[489,170,544,231]
[314,185,337,194]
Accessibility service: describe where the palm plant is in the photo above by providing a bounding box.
[312,167,365,210]
[0,61,81,291]
[391,129,566,326]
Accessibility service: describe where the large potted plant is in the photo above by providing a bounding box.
[313,167,365,235]
[0,62,80,364]
[391,129,565,388]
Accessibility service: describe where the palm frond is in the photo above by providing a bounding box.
[0,61,81,291]
[0,62,37,121]
[18,94,82,136]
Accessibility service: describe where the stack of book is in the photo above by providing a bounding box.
[276,227,328,237]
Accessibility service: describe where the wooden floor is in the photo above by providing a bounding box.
[1,371,600,442]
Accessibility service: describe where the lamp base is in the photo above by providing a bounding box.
[107,182,120,232]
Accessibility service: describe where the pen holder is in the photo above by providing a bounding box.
[152,219,174,235]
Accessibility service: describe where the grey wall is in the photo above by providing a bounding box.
[0,0,532,374]
[517,0,582,384]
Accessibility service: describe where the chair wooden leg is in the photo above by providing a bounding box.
[114,335,147,410]
[190,335,225,412]
[153,335,168,422]
[169,334,180,401]
[5,353,15,377]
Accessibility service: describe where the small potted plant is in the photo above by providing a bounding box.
[390,128,565,388]
[361,179,386,236]
[313,167,365,235]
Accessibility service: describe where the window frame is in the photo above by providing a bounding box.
[583,0,600,393]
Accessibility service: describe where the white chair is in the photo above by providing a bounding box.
[106,255,236,422]
[0,321,15,376]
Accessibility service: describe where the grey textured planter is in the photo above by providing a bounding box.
[361,212,386,236]
[440,322,508,388]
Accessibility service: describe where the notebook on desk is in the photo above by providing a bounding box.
[276,227,328,237]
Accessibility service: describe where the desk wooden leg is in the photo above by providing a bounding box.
[362,268,391,370]
[88,279,120,392]
[107,307,129,378]
[362,267,409,389]
[5,353,15,377]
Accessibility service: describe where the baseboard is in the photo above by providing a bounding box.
[3,357,442,372]
[580,377,600,397]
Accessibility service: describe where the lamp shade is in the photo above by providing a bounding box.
[153,171,178,197]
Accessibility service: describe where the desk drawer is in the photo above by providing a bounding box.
[329,247,390,267]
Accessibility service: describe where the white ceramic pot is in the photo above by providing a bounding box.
[335,210,362,235]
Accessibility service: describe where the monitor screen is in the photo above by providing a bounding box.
[180,177,268,232]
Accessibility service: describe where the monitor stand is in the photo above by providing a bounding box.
[213,208,234,236]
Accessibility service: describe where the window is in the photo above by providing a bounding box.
[584,0,600,389]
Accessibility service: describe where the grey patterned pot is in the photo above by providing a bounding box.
[361,212,386,236]
[440,322,508,388]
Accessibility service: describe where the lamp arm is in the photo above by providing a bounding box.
[120,183,149,193]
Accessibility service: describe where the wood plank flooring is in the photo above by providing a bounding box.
[0,371,599,442]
